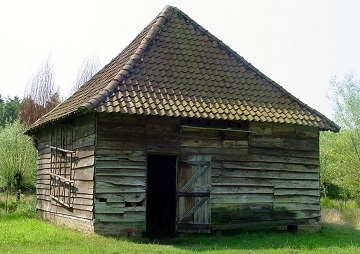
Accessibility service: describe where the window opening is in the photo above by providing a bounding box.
[47,125,75,208]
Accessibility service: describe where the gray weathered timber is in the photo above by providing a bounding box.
[209,121,320,229]
[35,114,96,222]
[94,114,148,235]
[34,112,322,235]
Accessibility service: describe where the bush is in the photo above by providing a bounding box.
[321,197,359,209]
[0,195,36,217]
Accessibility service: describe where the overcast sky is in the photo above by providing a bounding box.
[1,0,359,120]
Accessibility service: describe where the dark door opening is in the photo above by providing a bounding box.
[146,155,177,237]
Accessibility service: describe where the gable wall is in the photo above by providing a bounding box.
[94,113,320,235]
[210,121,320,230]
[94,114,180,235]
[35,114,96,232]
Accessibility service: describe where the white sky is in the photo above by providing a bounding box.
[1,0,360,120]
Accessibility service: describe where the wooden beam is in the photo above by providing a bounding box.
[46,145,75,154]
[179,197,208,223]
[45,172,75,183]
[179,165,209,192]
[181,125,254,133]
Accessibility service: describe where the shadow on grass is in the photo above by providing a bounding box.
[128,224,360,253]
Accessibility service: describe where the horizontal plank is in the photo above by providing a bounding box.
[97,140,146,150]
[211,202,272,210]
[72,166,94,181]
[73,156,95,169]
[218,169,319,180]
[96,168,146,177]
[222,162,318,173]
[96,176,146,187]
[95,182,145,194]
[273,203,320,211]
[73,134,95,149]
[96,212,145,223]
[249,136,318,151]
[212,185,274,194]
[95,193,145,203]
[211,176,320,190]
[211,218,317,230]
[274,196,319,204]
[211,193,274,204]
[94,221,145,235]
[95,204,145,214]
[96,149,145,160]
[274,188,320,197]
[181,139,223,148]
[249,147,318,159]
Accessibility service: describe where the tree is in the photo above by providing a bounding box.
[320,130,360,200]
[320,73,360,201]
[0,96,21,128]
[0,121,36,206]
[329,73,360,130]
[69,56,101,96]
[20,58,60,126]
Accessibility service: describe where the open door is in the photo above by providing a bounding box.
[177,155,211,233]
[146,155,177,237]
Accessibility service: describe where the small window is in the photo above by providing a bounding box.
[48,125,74,208]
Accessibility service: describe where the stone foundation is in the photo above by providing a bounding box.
[38,210,94,234]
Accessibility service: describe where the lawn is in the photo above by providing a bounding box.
[1,197,360,254]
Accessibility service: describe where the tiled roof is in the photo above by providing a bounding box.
[28,5,340,132]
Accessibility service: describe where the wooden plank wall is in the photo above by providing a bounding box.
[210,122,320,230]
[36,114,96,221]
[95,114,147,235]
[94,114,180,235]
[94,114,320,234]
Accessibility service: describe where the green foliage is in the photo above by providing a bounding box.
[320,73,360,200]
[329,73,360,130]
[0,195,36,216]
[321,197,358,209]
[0,121,37,196]
[320,130,360,199]
[0,95,21,128]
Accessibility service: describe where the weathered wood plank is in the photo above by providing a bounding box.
[218,169,319,180]
[211,193,274,204]
[273,203,320,211]
[211,218,317,230]
[212,185,274,194]
[95,182,145,194]
[274,196,319,204]
[97,140,146,150]
[96,212,145,223]
[95,193,146,203]
[94,221,145,235]
[274,188,320,197]
[249,147,318,159]
[96,176,146,187]
[96,168,146,177]
[222,162,319,173]
[95,203,145,213]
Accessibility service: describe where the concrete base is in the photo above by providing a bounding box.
[38,210,94,234]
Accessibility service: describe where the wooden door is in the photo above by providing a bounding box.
[177,155,211,233]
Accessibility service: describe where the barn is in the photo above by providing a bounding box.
[26,5,339,237]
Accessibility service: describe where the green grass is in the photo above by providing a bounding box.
[1,197,360,253]
[1,215,359,254]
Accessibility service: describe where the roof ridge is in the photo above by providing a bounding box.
[79,5,175,111]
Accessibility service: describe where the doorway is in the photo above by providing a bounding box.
[146,155,177,237]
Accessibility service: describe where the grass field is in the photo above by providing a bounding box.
[1,197,360,253]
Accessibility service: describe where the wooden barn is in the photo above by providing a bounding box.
[26,5,339,236]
